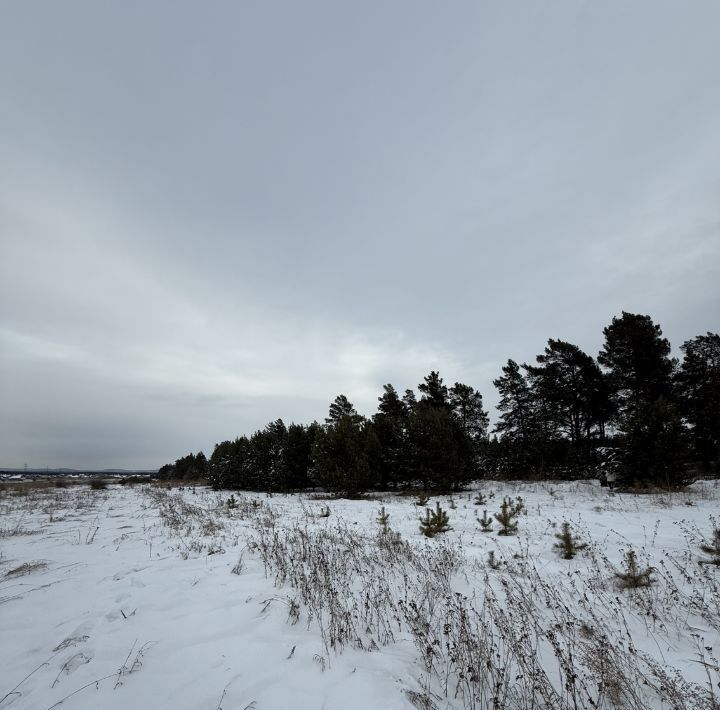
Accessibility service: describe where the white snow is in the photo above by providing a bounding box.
[1,480,719,709]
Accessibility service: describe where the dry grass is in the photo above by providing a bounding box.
[187,487,719,710]
[0,525,40,538]
[4,561,48,578]
[9,482,711,710]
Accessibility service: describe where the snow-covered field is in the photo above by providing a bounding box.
[1,480,719,710]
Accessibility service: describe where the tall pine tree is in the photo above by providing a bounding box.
[373,384,410,488]
[598,313,684,486]
[676,333,720,467]
[598,312,674,426]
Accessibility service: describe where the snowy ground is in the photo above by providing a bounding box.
[1,480,719,710]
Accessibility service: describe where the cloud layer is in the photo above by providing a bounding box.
[2,1,719,468]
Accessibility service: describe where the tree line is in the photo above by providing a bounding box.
[158,312,719,493]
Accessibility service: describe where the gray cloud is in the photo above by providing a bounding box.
[1,1,719,468]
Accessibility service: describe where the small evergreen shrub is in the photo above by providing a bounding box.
[553,522,588,559]
[700,528,720,565]
[615,550,655,589]
[415,492,430,507]
[494,497,520,536]
[419,502,451,538]
[376,506,391,534]
[477,510,493,532]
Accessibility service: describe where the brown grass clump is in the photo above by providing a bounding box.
[4,561,48,578]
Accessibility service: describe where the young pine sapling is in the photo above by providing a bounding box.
[376,506,391,535]
[415,492,430,507]
[700,528,720,566]
[494,498,520,536]
[477,510,493,532]
[553,522,588,560]
[615,550,655,589]
[419,502,452,538]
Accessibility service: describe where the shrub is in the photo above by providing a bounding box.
[700,528,720,565]
[415,492,430,507]
[376,506,391,534]
[477,510,493,532]
[553,522,588,559]
[494,497,520,536]
[419,502,451,538]
[89,479,107,490]
[120,475,152,486]
[615,550,655,589]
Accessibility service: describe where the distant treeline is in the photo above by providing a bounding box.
[159,312,719,493]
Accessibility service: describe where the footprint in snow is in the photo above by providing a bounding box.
[53,635,90,652]
[57,651,92,678]
[53,621,93,651]
[112,565,148,581]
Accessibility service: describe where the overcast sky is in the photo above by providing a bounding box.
[1,1,719,469]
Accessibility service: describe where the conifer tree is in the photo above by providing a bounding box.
[598,312,674,425]
[402,388,417,411]
[326,394,360,424]
[615,550,655,588]
[279,423,316,490]
[373,384,411,488]
[377,384,408,418]
[407,404,473,490]
[450,382,490,474]
[526,339,610,449]
[312,414,379,497]
[598,313,685,486]
[418,371,451,410]
[419,502,452,537]
[449,383,489,439]
[553,522,588,559]
[415,491,429,506]
[676,333,720,467]
[621,397,689,487]
[494,497,519,535]
[700,528,720,565]
[477,510,493,532]
[376,506,391,534]
[493,360,538,473]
